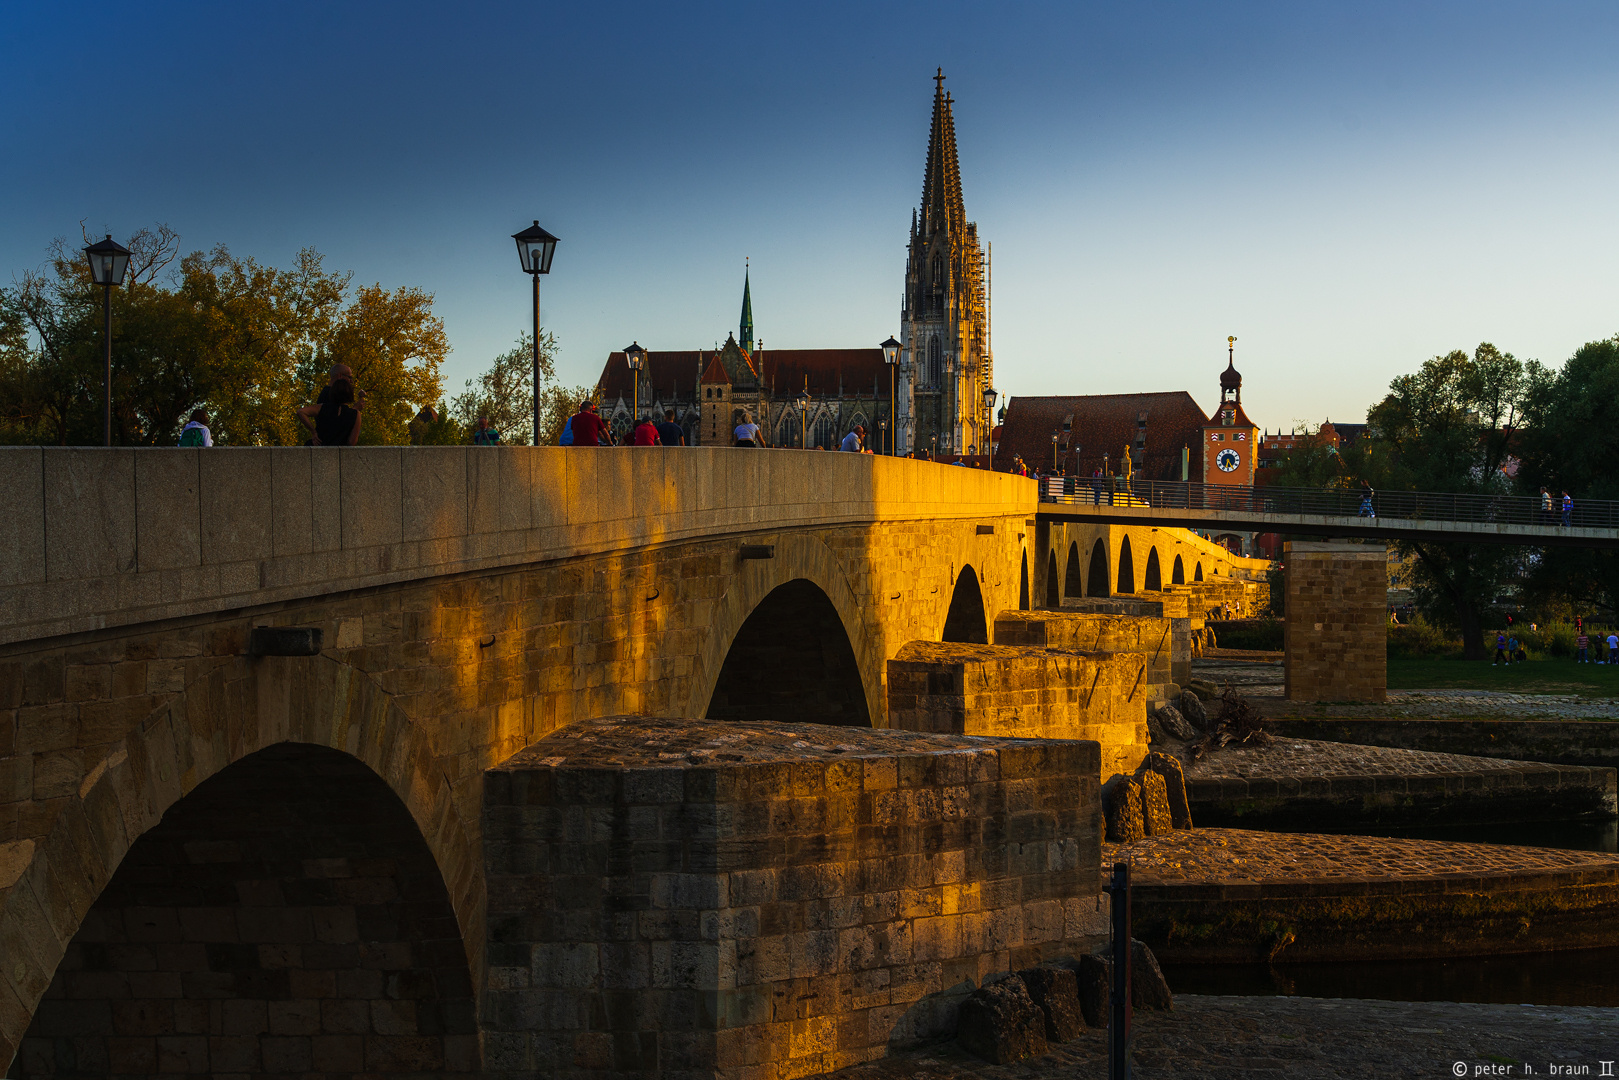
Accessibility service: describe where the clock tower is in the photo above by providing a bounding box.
[1201,337,1259,486]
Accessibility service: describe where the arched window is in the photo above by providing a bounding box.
[928,336,942,387]
[1194,561,1204,582]
[932,253,944,287]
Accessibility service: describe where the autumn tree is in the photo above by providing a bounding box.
[450,331,588,445]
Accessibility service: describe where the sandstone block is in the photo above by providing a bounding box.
[1102,777,1143,845]
[1076,954,1109,1028]
[1139,770,1174,836]
[955,975,1047,1064]
[1143,751,1193,830]
[1017,965,1084,1043]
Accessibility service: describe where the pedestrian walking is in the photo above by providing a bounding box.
[472,414,501,446]
[1358,481,1376,518]
[1092,467,1104,505]
[1540,486,1554,525]
[1609,631,1619,664]
[567,400,610,446]
[1576,630,1589,664]
[632,415,661,446]
[839,425,865,452]
[656,409,686,447]
[1492,632,1508,666]
[177,409,213,447]
[733,409,762,447]
[1562,491,1573,527]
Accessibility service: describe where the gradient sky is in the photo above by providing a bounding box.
[6,2,1619,431]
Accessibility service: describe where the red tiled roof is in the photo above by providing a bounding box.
[997,392,1209,479]
[753,349,888,398]
[597,351,720,400]
[1206,400,1259,429]
[701,354,730,385]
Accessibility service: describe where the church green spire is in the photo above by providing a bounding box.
[740,262,754,352]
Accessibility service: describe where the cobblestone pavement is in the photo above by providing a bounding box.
[1101,827,1619,883]
[819,996,1619,1079]
[1176,737,1546,782]
[1192,658,1619,719]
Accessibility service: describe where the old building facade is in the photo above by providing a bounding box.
[900,69,991,457]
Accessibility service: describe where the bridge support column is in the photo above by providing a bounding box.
[1283,541,1387,702]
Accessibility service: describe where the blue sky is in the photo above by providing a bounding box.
[6,1,1619,430]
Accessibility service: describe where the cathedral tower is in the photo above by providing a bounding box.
[900,69,990,456]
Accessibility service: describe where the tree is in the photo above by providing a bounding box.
[1516,336,1619,619]
[449,331,586,445]
[1271,425,1346,489]
[1345,344,1530,659]
[323,284,447,445]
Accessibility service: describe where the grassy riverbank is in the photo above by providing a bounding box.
[1388,657,1619,698]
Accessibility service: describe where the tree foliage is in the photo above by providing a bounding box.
[1344,344,1530,659]
[1,225,446,446]
[1516,336,1619,619]
[450,331,590,446]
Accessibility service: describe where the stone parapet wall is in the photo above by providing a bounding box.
[885,642,1148,779]
[992,610,1183,688]
[1283,541,1386,702]
[480,717,1105,1080]
[0,447,1035,646]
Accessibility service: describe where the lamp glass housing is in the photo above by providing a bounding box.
[84,235,131,286]
[880,336,901,366]
[982,385,997,410]
[624,342,646,372]
[512,221,559,274]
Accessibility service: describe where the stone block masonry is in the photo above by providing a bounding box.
[992,610,1184,690]
[480,717,1106,1080]
[1283,542,1387,702]
[885,642,1148,781]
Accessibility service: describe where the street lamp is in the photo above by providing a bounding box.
[797,390,810,448]
[983,386,998,471]
[624,342,646,431]
[1051,430,1060,473]
[879,416,887,455]
[512,221,559,445]
[880,336,901,455]
[84,235,130,447]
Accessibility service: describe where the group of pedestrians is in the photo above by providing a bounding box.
[1575,629,1619,664]
[1540,487,1575,527]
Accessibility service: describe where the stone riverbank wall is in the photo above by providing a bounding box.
[1264,717,1619,771]
[480,717,1107,1080]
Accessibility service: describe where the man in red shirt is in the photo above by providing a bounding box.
[632,416,661,445]
[568,401,610,446]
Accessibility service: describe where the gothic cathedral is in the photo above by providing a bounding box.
[900,70,991,457]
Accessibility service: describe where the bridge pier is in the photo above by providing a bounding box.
[1283,541,1387,702]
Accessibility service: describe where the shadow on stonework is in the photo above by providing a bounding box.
[705,577,872,725]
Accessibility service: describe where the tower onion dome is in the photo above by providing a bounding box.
[1220,357,1242,395]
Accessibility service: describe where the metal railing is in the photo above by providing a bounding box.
[1037,477,1619,530]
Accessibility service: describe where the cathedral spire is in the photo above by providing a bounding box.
[740,260,754,352]
[921,68,965,237]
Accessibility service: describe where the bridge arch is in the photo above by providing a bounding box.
[0,655,484,1075]
[14,743,478,1077]
[1195,561,1204,582]
[1144,547,1162,591]
[1044,550,1061,608]
[1086,540,1109,597]
[942,565,989,644]
[1019,552,1030,610]
[1063,542,1083,598]
[692,532,877,727]
[1172,553,1185,585]
[1117,537,1136,594]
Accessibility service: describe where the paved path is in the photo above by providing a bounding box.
[1192,658,1619,719]
[1177,737,1567,782]
[821,996,1619,1079]
[1102,827,1619,884]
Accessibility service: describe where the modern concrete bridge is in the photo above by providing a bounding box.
[0,447,1270,1076]
[1039,479,1619,548]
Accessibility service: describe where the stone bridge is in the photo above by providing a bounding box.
[0,447,1262,1076]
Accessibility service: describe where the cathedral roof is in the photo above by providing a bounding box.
[755,349,887,399]
[997,392,1210,479]
[596,349,727,400]
[921,69,966,236]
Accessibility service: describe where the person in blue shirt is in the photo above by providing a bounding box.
[839,425,866,452]
[655,409,686,447]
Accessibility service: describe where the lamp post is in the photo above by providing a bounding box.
[878,417,887,455]
[983,386,998,471]
[880,336,901,455]
[84,235,131,447]
[797,391,810,448]
[512,221,559,445]
[1051,430,1060,473]
[624,342,646,434]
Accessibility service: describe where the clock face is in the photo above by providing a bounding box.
[1216,448,1241,473]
